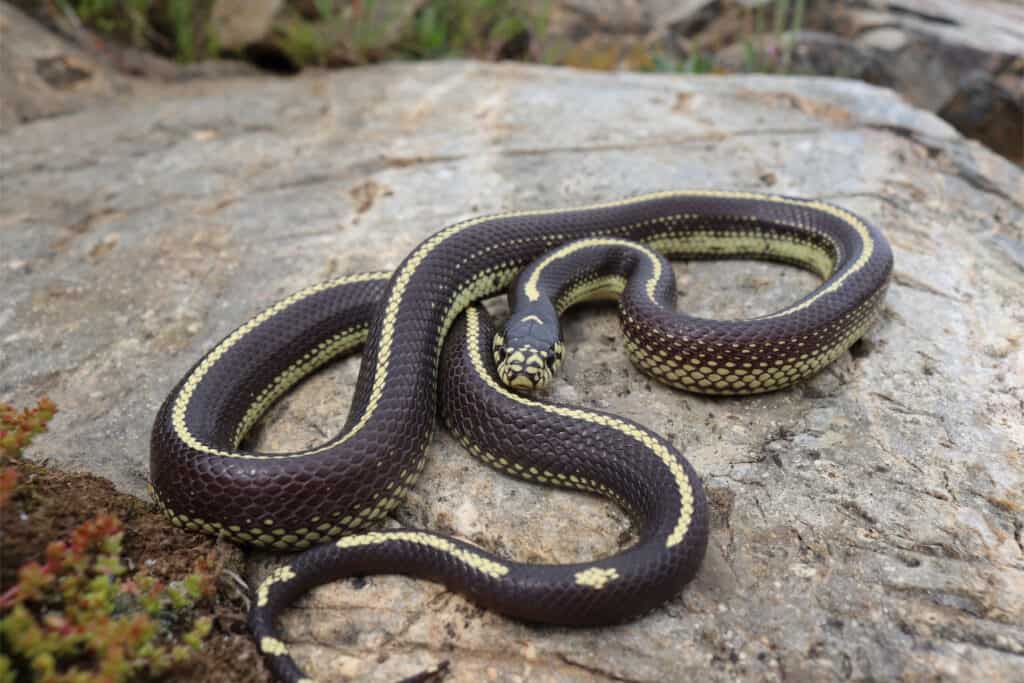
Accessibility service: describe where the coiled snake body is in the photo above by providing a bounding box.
[149,191,892,682]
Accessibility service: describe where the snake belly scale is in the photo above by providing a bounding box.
[149,190,893,682]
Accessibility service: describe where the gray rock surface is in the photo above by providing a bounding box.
[839,0,1023,163]
[210,0,285,51]
[0,2,128,130]
[0,2,262,131]
[565,0,1024,162]
[2,61,1023,681]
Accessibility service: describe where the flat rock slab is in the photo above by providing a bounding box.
[2,62,1022,681]
[0,2,127,130]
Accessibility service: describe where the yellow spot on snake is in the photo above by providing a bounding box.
[256,565,296,607]
[575,567,620,589]
[260,637,288,656]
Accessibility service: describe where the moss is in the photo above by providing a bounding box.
[0,400,270,682]
[1,397,56,459]
[400,0,543,60]
[0,512,215,682]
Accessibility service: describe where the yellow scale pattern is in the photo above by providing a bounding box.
[257,566,296,607]
[645,229,837,280]
[623,293,882,394]
[524,238,665,303]
[334,531,509,579]
[574,567,620,589]
[231,325,370,447]
[152,486,408,549]
[260,637,288,657]
[448,428,630,511]
[556,275,627,313]
[170,272,390,460]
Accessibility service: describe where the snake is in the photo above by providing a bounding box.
[149,190,892,682]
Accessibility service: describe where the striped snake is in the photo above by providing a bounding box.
[149,190,892,682]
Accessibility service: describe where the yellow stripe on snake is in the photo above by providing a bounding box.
[149,190,892,682]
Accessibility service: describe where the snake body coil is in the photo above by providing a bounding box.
[149,191,892,682]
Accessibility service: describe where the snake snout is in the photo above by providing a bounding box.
[494,313,564,393]
[496,347,553,392]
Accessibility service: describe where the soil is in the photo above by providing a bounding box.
[0,456,272,683]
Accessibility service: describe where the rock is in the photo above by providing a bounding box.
[547,0,1024,160]
[838,0,1024,163]
[855,26,909,52]
[838,1,1022,110]
[0,0,262,127]
[714,30,891,83]
[857,0,1023,56]
[551,0,654,36]
[659,0,722,38]
[533,0,718,69]
[3,61,1022,682]
[0,2,126,130]
[650,0,1024,161]
[939,71,1024,165]
[210,0,285,51]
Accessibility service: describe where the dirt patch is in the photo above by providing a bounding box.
[1,457,272,683]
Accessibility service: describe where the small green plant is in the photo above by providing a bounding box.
[57,0,153,46]
[1,399,216,681]
[55,0,214,62]
[1,398,56,459]
[279,0,548,68]
[652,51,715,75]
[741,0,807,74]
[165,0,195,62]
[281,0,390,67]
[773,0,806,72]
[280,16,332,67]
[53,0,550,67]
[313,0,334,21]
[0,513,215,682]
[401,0,545,60]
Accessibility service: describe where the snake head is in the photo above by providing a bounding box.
[493,314,564,391]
